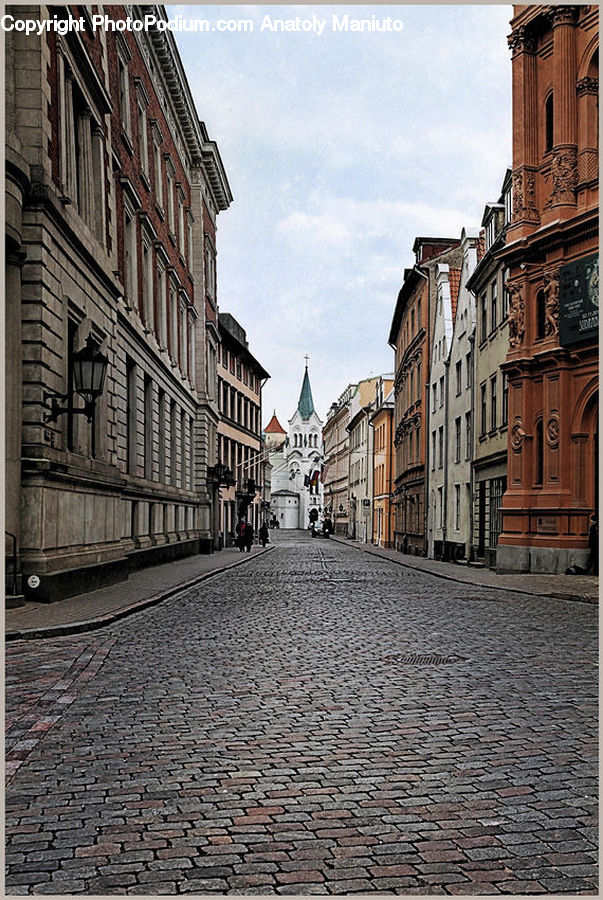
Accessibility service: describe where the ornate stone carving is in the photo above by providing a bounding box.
[512,167,538,222]
[511,418,526,453]
[550,147,578,204]
[506,280,525,348]
[546,415,560,449]
[547,5,579,27]
[542,270,560,337]
[507,26,536,56]
[576,76,599,96]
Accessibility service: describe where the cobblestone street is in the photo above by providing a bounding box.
[5,532,598,895]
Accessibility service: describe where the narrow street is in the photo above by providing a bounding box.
[5,532,598,895]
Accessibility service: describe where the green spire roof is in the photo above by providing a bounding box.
[297,366,315,420]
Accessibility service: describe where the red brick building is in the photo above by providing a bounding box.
[497,4,598,573]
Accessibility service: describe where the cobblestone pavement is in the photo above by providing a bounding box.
[5,531,598,895]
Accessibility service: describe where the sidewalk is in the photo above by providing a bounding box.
[5,545,273,641]
[331,535,598,604]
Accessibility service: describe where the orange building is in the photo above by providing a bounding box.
[497,5,598,573]
[371,379,395,548]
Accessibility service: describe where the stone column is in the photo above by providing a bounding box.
[549,6,579,206]
[508,25,540,224]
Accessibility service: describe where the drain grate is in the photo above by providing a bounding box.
[383,653,465,665]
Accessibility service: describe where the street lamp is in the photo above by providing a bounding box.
[208,461,236,488]
[44,333,108,424]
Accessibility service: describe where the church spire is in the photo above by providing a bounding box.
[297,359,315,420]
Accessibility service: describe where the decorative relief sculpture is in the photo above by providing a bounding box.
[512,168,538,221]
[550,147,578,204]
[542,270,560,336]
[546,415,560,449]
[506,281,525,348]
[511,418,526,453]
[547,5,579,26]
[576,76,599,96]
[507,26,536,56]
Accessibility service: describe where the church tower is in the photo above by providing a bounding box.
[268,362,324,529]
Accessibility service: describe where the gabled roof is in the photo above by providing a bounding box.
[297,366,316,420]
[265,412,286,434]
[449,268,461,322]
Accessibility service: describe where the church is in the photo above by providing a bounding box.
[264,364,324,529]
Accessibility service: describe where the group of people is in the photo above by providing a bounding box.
[235,520,270,551]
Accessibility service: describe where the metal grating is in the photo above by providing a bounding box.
[383,653,465,665]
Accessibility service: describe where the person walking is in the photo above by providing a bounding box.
[259,522,269,547]
[236,520,245,552]
[244,521,254,552]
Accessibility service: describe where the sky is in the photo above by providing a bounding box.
[170,3,513,426]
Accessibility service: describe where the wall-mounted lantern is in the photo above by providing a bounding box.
[44,333,108,424]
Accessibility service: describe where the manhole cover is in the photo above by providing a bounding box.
[383,653,465,665]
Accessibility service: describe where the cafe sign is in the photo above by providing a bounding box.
[559,253,599,347]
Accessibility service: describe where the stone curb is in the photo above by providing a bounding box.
[330,536,597,605]
[6,545,275,642]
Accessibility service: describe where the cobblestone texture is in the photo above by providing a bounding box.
[5,531,598,894]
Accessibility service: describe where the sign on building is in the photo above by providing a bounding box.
[559,253,599,347]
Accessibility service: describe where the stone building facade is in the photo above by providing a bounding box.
[444,231,479,561]
[389,237,462,555]
[323,383,356,535]
[467,171,512,568]
[497,5,598,573]
[216,313,269,546]
[5,5,231,601]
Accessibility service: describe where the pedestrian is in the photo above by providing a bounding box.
[323,516,332,538]
[236,520,245,552]
[244,521,254,552]
[259,522,269,547]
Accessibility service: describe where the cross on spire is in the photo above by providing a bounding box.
[304,354,309,368]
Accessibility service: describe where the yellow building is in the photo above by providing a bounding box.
[371,378,395,548]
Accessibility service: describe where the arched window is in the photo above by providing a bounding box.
[545,93,554,153]
[536,290,546,340]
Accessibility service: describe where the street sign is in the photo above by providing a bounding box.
[559,253,599,347]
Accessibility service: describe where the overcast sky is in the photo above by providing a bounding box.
[171,3,513,427]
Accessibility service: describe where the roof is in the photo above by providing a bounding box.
[297,367,316,420]
[265,412,286,434]
[448,268,461,322]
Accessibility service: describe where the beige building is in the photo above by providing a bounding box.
[467,171,512,567]
[5,6,231,603]
[370,378,395,548]
[444,230,479,560]
[323,384,356,534]
[216,314,269,546]
[347,375,391,541]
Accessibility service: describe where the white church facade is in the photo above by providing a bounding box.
[264,366,324,529]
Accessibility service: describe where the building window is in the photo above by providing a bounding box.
[170,401,178,486]
[480,383,487,436]
[481,293,487,342]
[144,375,153,480]
[439,376,444,408]
[502,269,510,319]
[438,486,443,527]
[431,431,436,470]
[455,360,462,396]
[466,351,472,389]
[438,426,443,468]
[177,188,185,257]
[432,383,437,413]
[117,46,131,137]
[123,203,137,303]
[490,376,497,430]
[157,261,167,348]
[454,484,460,531]
[545,93,554,154]
[141,235,154,331]
[455,417,461,463]
[490,279,497,332]
[126,356,137,474]
[180,410,187,489]
[165,158,175,235]
[158,389,166,482]
[465,411,472,459]
[169,280,178,360]
[152,128,163,208]
[137,97,149,179]
[502,372,508,426]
